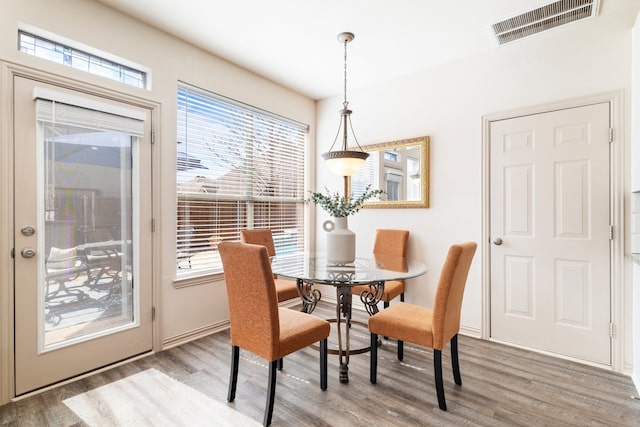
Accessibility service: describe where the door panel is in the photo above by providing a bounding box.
[14,76,153,395]
[490,103,611,365]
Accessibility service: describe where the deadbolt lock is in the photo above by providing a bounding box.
[21,226,35,237]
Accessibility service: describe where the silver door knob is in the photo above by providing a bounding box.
[492,237,503,245]
[21,248,36,258]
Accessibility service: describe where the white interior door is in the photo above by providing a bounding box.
[13,76,153,395]
[490,102,611,365]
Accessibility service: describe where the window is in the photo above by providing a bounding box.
[18,30,147,89]
[176,83,307,276]
[385,169,402,201]
[383,151,398,162]
[32,87,147,348]
[406,156,420,201]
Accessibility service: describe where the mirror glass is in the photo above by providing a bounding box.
[349,136,429,208]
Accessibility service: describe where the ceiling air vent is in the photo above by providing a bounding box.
[491,0,600,45]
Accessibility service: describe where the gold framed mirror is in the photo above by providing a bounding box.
[348,136,429,208]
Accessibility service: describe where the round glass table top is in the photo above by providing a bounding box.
[270,252,428,285]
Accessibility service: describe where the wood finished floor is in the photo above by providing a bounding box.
[1,302,639,426]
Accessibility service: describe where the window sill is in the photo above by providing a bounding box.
[173,271,224,289]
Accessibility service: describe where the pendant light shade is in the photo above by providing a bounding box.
[323,149,369,176]
[322,32,369,177]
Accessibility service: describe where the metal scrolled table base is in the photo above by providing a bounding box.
[297,278,384,384]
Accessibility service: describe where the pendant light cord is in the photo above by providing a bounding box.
[343,36,362,150]
[325,32,366,153]
[343,37,348,110]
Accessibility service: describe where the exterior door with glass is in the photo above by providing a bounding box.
[13,76,153,395]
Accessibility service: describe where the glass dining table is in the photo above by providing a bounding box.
[270,252,428,383]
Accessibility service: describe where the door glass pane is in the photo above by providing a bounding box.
[39,122,135,349]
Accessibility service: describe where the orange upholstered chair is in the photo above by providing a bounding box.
[219,242,330,426]
[352,229,409,308]
[240,229,300,303]
[368,241,477,411]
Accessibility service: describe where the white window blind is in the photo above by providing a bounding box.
[176,83,307,275]
[351,153,377,198]
[34,99,144,137]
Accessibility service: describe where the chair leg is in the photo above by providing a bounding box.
[264,360,278,426]
[397,340,404,361]
[400,292,404,302]
[451,334,462,386]
[277,358,283,371]
[370,333,378,384]
[228,345,239,402]
[434,349,447,411]
[320,338,328,390]
[383,301,390,339]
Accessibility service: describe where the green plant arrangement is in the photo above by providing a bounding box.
[309,185,385,218]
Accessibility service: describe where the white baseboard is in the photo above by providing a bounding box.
[161,320,229,350]
[459,325,482,339]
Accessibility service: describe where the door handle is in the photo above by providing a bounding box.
[492,237,503,245]
[21,248,36,258]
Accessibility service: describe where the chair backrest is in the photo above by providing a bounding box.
[431,242,477,350]
[373,229,409,257]
[240,229,277,256]
[219,242,280,361]
[240,229,279,279]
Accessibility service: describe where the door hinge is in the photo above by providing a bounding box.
[152,306,156,321]
[10,248,14,259]
[609,323,615,338]
[609,225,614,240]
[151,131,156,144]
[152,219,156,232]
[608,128,614,143]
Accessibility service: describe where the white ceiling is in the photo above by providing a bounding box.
[97,0,639,100]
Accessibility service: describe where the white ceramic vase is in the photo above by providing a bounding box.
[323,216,355,264]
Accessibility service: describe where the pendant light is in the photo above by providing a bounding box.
[321,32,369,177]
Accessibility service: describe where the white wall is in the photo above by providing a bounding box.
[0,0,315,402]
[316,9,634,354]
